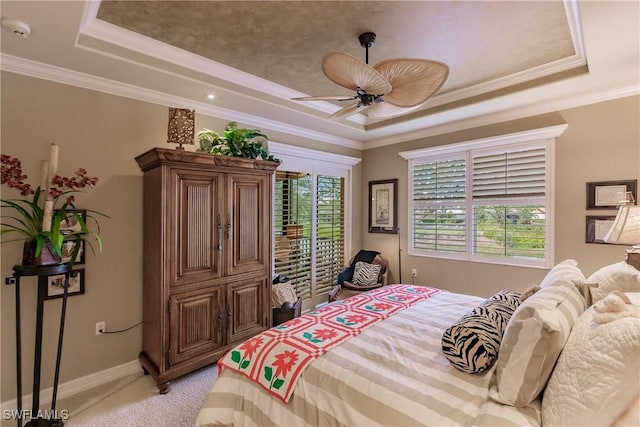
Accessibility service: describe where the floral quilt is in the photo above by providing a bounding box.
[218,284,443,402]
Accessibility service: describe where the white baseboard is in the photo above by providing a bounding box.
[1,359,141,411]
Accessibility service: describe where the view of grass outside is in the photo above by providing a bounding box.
[414,204,545,259]
[475,205,545,259]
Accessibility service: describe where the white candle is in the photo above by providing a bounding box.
[40,160,49,192]
[42,200,54,232]
[48,143,59,184]
[42,144,59,232]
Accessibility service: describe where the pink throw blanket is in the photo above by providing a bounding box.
[218,284,442,402]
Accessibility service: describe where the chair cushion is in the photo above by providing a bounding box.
[351,261,381,287]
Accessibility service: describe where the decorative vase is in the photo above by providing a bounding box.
[22,240,61,266]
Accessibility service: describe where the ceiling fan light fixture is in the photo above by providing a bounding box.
[292,31,449,120]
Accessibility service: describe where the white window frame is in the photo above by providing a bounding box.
[399,124,567,269]
[269,141,360,305]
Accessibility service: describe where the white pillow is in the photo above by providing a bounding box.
[490,280,587,407]
[541,306,640,426]
[539,259,585,288]
[626,292,640,305]
[587,261,640,304]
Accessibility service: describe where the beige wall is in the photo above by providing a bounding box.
[0,72,360,401]
[2,70,638,401]
[361,96,640,297]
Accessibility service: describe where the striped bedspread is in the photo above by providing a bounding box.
[196,289,542,427]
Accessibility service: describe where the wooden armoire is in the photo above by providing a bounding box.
[135,147,278,393]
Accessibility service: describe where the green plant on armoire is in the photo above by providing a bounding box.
[197,121,280,162]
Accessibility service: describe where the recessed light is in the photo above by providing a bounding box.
[206,94,215,100]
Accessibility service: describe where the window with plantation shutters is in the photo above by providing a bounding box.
[274,171,312,300]
[472,145,548,262]
[270,142,358,308]
[272,167,348,307]
[400,126,564,268]
[412,157,467,254]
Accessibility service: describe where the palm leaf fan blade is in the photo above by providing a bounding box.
[367,102,421,119]
[292,95,358,101]
[374,59,449,107]
[329,103,369,120]
[322,52,391,95]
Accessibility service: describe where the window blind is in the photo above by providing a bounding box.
[412,158,466,253]
[315,175,345,295]
[472,147,546,198]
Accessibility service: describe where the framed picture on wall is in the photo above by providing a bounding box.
[55,209,87,234]
[368,179,398,234]
[60,239,85,264]
[45,269,85,299]
[585,215,617,244]
[586,180,637,209]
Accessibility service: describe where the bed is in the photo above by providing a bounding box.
[195,260,640,427]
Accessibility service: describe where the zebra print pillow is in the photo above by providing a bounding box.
[351,261,382,287]
[441,289,521,374]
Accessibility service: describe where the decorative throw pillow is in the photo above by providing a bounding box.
[351,261,381,287]
[587,261,640,304]
[271,282,297,307]
[441,289,521,374]
[539,259,585,288]
[490,280,587,407]
[541,306,640,426]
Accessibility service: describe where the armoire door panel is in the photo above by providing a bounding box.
[228,279,267,343]
[171,169,223,286]
[227,174,270,276]
[169,286,225,365]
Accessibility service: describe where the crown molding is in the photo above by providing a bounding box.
[269,141,361,166]
[365,85,640,150]
[0,54,363,150]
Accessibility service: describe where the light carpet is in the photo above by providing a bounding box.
[64,364,217,427]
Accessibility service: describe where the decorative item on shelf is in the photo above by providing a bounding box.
[1,144,108,267]
[604,191,640,270]
[167,107,195,150]
[197,121,280,162]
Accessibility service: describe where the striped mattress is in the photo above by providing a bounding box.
[195,290,541,427]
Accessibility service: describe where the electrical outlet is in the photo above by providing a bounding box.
[5,277,17,285]
[411,268,417,277]
[95,321,105,335]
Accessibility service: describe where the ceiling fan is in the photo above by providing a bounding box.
[293,32,449,120]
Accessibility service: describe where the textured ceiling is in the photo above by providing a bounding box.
[4,1,636,147]
[97,1,575,104]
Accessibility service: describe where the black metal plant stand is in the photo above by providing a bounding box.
[7,263,72,427]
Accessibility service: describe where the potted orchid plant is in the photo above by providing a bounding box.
[1,148,107,266]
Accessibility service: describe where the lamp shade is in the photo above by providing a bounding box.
[603,205,640,245]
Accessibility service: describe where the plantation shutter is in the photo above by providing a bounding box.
[412,157,467,253]
[315,175,345,295]
[471,144,548,260]
[273,171,312,299]
[472,146,546,198]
